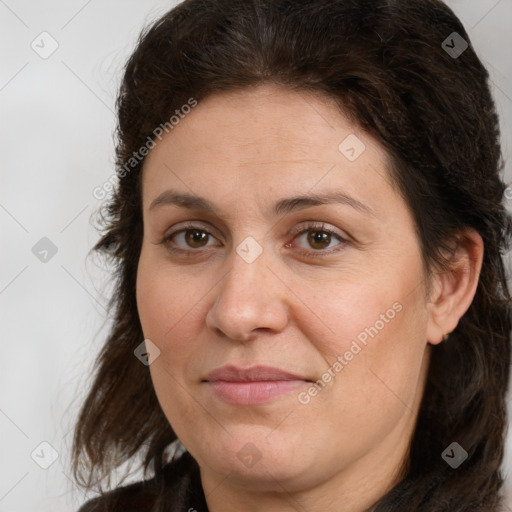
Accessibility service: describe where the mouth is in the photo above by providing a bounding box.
[203,365,313,405]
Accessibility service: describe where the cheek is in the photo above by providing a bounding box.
[136,251,199,405]
[299,254,429,409]
[136,251,206,430]
[136,250,204,344]
[136,248,219,392]
[297,266,426,367]
[296,272,429,464]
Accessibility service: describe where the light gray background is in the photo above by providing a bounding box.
[1,1,512,511]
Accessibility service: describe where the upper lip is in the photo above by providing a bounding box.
[204,365,311,382]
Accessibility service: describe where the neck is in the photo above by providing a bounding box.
[199,408,414,512]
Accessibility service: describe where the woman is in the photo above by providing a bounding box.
[72,0,512,510]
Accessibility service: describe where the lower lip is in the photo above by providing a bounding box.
[207,380,307,405]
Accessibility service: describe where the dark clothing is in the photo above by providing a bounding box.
[78,451,380,511]
[77,451,208,512]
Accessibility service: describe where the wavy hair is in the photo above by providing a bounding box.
[72,0,512,510]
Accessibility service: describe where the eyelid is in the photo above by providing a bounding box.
[289,221,348,241]
[159,221,222,252]
[160,220,350,256]
[286,221,349,256]
[163,220,222,240]
[162,221,346,242]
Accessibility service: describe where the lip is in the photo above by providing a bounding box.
[204,365,312,405]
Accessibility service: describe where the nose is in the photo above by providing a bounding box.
[205,245,290,342]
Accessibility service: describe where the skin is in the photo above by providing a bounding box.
[136,83,483,512]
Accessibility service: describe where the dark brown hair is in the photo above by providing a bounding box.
[72,0,512,510]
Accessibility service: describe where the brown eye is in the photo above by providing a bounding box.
[307,230,332,250]
[289,222,348,258]
[184,229,209,248]
[162,224,220,254]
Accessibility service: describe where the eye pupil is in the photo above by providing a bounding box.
[185,229,208,248]
[308,230,331,249]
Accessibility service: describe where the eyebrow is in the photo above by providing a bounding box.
[148,189,375,217]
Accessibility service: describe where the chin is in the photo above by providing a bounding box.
[189,430,321,490]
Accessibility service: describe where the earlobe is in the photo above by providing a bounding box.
[425,229,484,345]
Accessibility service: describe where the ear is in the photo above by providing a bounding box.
[426,228,484,345]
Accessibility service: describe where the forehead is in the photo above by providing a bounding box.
[141,84,399,219]
[152,84,367,159]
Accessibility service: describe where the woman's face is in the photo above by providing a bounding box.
[136,84,435,502]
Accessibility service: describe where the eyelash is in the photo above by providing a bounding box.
[160,221,349,259]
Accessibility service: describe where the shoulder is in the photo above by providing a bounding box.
[77,451,205,512]
[77,477,154,512]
